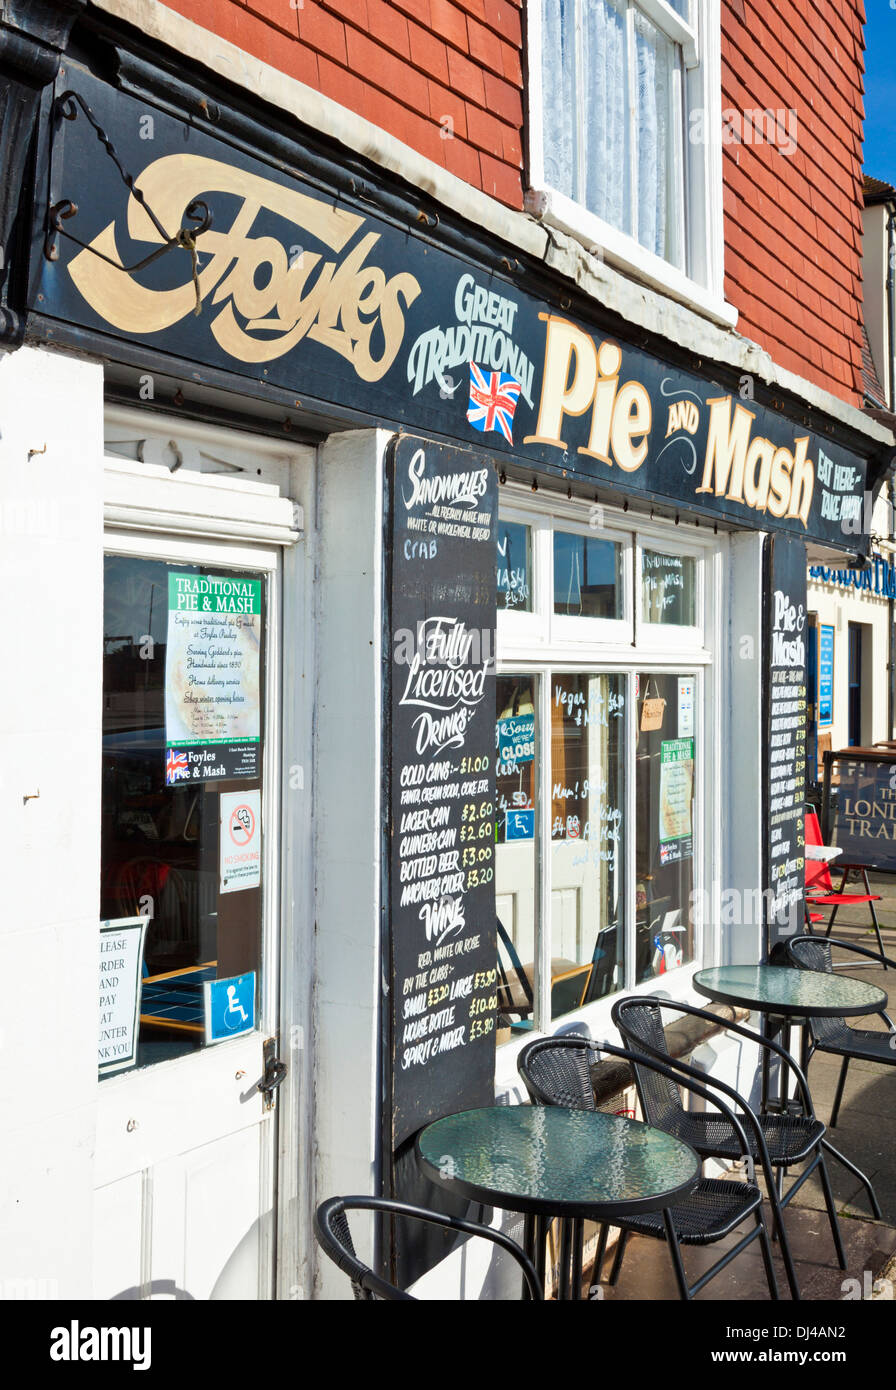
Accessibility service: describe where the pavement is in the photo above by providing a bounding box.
[596,872,896,1302]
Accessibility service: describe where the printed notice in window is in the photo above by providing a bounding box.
[164,573,261,782]
[659,738,694,864]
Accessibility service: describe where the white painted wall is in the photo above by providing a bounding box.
[723,533,765,966]
[311,429,389,1298]
[276,446,318,1302]
[0,345,104,1298]
[862,203,891,406]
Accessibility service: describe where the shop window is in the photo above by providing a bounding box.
[553,531,624,619]
[641,548,697,625]
[635,671,696,975]
[496,520,533,612]
[496,676,539,1021]
[550,672,626,1017]
[100,554,267,1074]
[495,499,709,1037]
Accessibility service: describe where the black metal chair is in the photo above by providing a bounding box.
[786,935,896,1128]
[612,995,850,1299]
[517,1034,781,1301]
[313,1195,543,1300]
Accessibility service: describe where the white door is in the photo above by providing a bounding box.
[94,527,284,1300]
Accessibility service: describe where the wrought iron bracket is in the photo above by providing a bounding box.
[43,89,212,304]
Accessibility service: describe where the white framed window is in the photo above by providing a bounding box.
[494,486,718,1043]
[526,0,728,320]
[637,533,703,646]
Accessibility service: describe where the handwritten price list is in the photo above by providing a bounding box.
[389,438,498,1146]
[764,541,808,942]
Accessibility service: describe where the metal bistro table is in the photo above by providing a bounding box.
[694,965,888,1214]
[416,1104,700,1300]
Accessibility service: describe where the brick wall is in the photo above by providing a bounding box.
[160,0,524,207]
[722,0,866,407]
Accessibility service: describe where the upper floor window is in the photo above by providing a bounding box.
[527,0,726,314]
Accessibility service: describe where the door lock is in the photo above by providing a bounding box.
[259,1036,287,1111]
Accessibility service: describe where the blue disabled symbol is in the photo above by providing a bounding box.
[204,972,256,1044]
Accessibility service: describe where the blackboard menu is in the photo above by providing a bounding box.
[387,435,498,1147]
[823,753,896,870]
[763,534,808,951]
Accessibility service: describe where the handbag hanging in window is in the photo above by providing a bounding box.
[640,679,666,732]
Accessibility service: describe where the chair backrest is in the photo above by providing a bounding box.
[517,1033,597,1110]
[549,963,593,1018]
[786,935,853,1045]
[314,1196,543,1301]
[805,807,834,892]
[496,916,534,1016]
[584,924,619,1003]
[788,936,833,974]
[609,999,688,1132]
[518,1034,755,1165]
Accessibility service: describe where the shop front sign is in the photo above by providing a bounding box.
[386,436,498,1147]
[823,756,896,871]
[763,535,808,951]
[31,65,875,553]
[809,554,896,597]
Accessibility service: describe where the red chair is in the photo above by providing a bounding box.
[805,808,886,962]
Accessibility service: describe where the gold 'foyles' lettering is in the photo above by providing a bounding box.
[67,153,421,381]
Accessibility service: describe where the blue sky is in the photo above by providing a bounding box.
[862,4,896,185]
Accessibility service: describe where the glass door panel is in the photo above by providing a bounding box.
[100,555,267,1073]
[635,670,696,978]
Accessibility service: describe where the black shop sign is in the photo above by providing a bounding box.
[31,63,873,552]
[823,755,896,871]
[386,436,498,1147]
[762,534,808,954]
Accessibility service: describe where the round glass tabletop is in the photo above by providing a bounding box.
[416,1105,700,1219]
[694,965,887,1018]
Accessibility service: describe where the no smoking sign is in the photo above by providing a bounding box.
[220,789,261,894]
[229,803,256,845]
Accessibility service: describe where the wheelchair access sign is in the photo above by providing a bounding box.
[203,972,256,1044]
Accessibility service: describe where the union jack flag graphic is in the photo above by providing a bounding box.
[466,361,521,443]
[165,748,190,784]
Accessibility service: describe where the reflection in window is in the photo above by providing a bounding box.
[496,521,532,611]
[554,532,623,618]
[641,550,696,625]
[635,671,696,978]
[100,555,265,1075]
[495,676,539,1039]
[550,673,626,1017]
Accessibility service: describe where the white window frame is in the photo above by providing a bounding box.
[495,484,721,1056]
[526,0,728,322]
